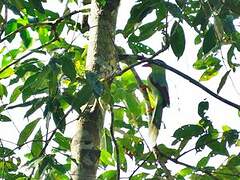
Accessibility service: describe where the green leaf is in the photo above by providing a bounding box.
[98,170,117,180]
[38,155,54,175]
[0,160,17,172]
[123,1,156,37]
[0,147,14,158]
[223,129,239,147]
[223,0,240,15]
[197,156,210,168]
[53,132,70,150]
[20,29,32,48]
[0,114,11,122]
[100,149,115,166]
[227,155,240,167]
[131,173,148,180]
[4,19,18,42]
[31,129,43,157]
[179,167,192,177]
[10,85,22,103]
[62,56,76,81]
[17,118,40,146]
[129,41,155,55]
[50,100,66,133]
[217,70,231,94]
[0,83,7,99]
[202,25,216,54]
[24,97,46,118]
[129,20,164,42]
[101,129,113,154]
[173,124,204,140]
[170,21,185,59]
[73,83,93,109]
[0,68,14,79]
[207,141,229,156]
[165,2,182,18]
[198,101,209,118]
[29,0,45,14]
[2,49,20,67]
[38,27,49,44]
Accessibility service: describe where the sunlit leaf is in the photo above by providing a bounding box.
[17,118,40,146]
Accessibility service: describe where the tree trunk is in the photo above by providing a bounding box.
[70,0,120,179]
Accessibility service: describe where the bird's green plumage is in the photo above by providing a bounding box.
[147,64,170,145]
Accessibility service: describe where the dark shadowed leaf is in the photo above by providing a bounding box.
[198,101,209,118]
[173,124,204,140]
[165,2,182,18]
[0,114,11,122]
[62,56,76,81]
[217,70,231,94]
[207,141,229,156]
[0,147,14,158]
[202,26,216,54]
[4,19,17,42]
[170,21,185,59]
[29,0,45,14]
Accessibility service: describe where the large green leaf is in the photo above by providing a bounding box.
[31,129,43,157]
[17,118,40,146]
[173,124,204,140]
[61,55,76,81]
[170,21,185,59]
[4,19,18,42]
[202,25,217,54]
[98,170,117,180]
[20,29,32,48]
[53,132,71,150]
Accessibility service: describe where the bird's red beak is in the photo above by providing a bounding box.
[142,63,150,67]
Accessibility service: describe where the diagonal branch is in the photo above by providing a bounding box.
[117,55,240,110]
[0,37,57,75]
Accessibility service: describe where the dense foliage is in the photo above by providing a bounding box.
[0,0,240,179]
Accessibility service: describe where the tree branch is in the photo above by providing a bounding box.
[0,37,57,75]
[117,55,240,110]
[110,105,120,179]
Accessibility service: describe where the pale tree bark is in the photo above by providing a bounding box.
[70,0,120,179]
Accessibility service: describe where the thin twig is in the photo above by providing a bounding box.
[129,153,151,179]
[110,106,120,179]
[0,37,57,74]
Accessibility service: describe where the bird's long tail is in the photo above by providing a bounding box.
[148,99,163,146]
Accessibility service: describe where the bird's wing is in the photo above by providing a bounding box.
[149,75,170,107]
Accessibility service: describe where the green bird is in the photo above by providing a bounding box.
[143,63,170,145]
